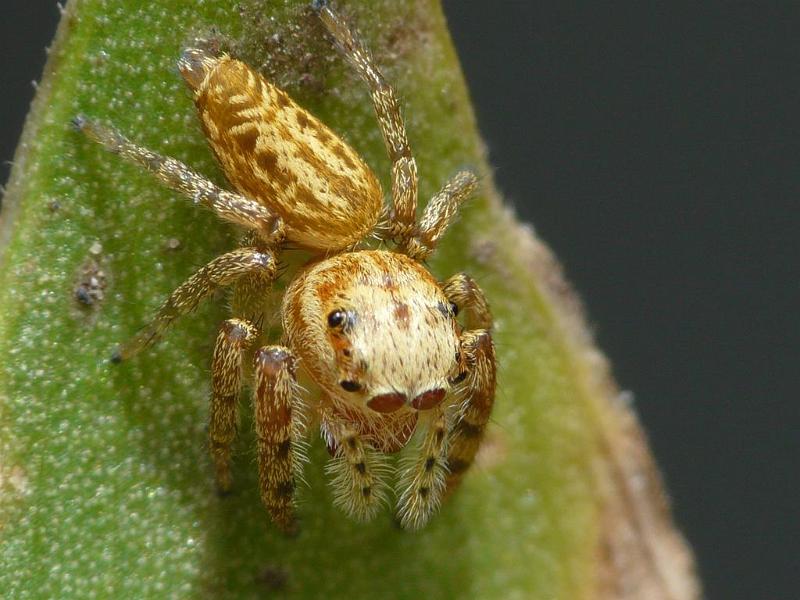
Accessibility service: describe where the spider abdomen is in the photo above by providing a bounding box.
[180,49,383,251]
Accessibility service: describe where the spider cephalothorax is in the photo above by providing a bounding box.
[285,251,461,413]
[75,1,496,532]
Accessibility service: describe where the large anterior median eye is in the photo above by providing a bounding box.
[367,392,407,413]
[411,388,446,410]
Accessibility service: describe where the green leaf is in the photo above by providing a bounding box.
[0,0,698,598]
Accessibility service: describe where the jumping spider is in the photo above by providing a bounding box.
[74,2,496,532]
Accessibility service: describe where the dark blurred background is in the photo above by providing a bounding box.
[2,2,797,598]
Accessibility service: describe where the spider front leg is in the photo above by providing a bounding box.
[113,247,277,361]
[396,406,449,530]
[314,1,418,243]
[253,346,304,534]
[446,330,496,494]
[442,273,496,495]
[73,116,284,244]
[323,419,389,521]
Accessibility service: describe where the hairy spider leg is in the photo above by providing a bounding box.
[314,1,418,245]
[395,406,449,529]
[409,171,479,260]
[73,116,284,244]
[441,273,496,495]
[323,418,390,521]
[210,318,258,492]
[254,346,305,534]
[113,248,277,361]
[314,3,479,259]
[445,330,496,495]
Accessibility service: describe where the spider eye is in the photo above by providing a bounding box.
[340,380,362,392]
[367,392,407,413]
[327,310,346,328]
[449,302,459,317]
[449,371,468,384]
[411,388,446,410]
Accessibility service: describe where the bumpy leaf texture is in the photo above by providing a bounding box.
[0,1,698,598]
